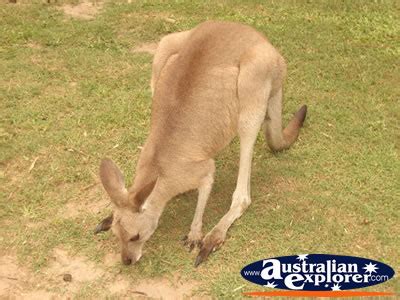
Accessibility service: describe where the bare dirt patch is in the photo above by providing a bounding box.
[1,157,30,188]
[0,255,26,296]
[103,252,119,267]
[61,0,103,20]
[26,42,42,50]
[107,276,130,295]
[133,276,197,299]
[102,252,201,298]
[1,249,202,298]
[132,42,159,55]
[19,290,55,299]
[106,274,201,299]
[43,247,104,293]
[0,255,54,299]
[59,183,110,219]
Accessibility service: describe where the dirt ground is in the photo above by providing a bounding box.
[132,42,159,55]
[60,0,103,20]
[0,251,199,299]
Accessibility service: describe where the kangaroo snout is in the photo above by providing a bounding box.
[121,250,142,266]
[122,255,133,265]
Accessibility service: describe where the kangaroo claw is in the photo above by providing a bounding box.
[183,234,202,252]
[195,246,212,267]
[194,231,224,267]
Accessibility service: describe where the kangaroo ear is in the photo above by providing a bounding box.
[94,214,113,234]
[100,158,128,207]
[133,179,157,211]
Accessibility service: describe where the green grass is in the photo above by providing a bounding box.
[0,0,399,298]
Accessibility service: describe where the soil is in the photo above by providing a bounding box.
[59,183,110,219]
[46,247,104,285]
[132,42,159,55]
[61,0,103,20]
[0,251,201,299]
[132,276,197,299]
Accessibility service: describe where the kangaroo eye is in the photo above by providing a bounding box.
[129,234,140,242]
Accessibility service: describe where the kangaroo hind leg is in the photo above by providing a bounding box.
[195,44,272,266]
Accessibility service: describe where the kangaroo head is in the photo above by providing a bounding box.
[98,158,157,265]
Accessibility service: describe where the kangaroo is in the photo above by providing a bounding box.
[95,21,307,267]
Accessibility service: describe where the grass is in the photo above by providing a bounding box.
[0,0,399,298]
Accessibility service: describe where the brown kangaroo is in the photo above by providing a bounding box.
[95,21,307,267]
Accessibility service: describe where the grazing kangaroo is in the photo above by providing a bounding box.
[95,21,307,266]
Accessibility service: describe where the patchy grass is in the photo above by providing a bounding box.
[0,0,399,298]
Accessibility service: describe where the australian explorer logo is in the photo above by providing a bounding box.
[241,254,395,292]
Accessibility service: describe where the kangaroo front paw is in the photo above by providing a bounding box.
[194,228,225,267]
[182,231,203,252]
